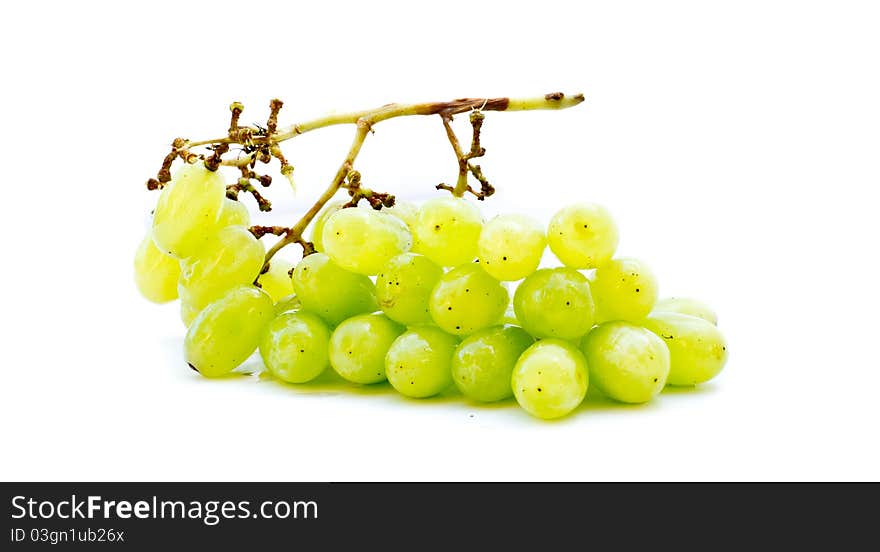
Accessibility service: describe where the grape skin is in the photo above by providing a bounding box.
[309,200,345,253]
[512,339,589,419]
[152,164,227,259]
[385,326,459,398]
[412,197,483,267]
[513,268,596,340]
[478,214,546,281]
[329,314,404,384]
[591,257,658,323]
[259,311,331,383]
[452,326,534,402]
[322,208,412,275]
[547,203,619,269]
[134,234,180,303]
[291,253,378,326]
[581,322,670,403]
[428,263,509,336]
[653,297,718,325]
[185,285,275,377]
[375,253,444,326]
[385,200,419,237]
[257,258,295,302]
[180,297,200,328]
[217,197,251,227]
[178,225,266,314]
[642,312,727,386]
[273,294,302,316]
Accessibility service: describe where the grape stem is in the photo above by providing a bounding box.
[262,121,371,267]
[147,92,585,271]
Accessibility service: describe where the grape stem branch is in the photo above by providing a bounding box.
[438,110,492,199]
[262,122,370,267]
[147,92,585,271]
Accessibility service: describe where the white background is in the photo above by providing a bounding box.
[2,0,878,481]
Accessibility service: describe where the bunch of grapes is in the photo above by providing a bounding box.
[136,162,728,420]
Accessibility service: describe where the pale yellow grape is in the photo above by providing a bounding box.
[185,287,297,326]
[452,326,534,402]
[178,226,266,313]
[216,198,250,227]
[385,200,419,236]
[152,163,226,259]
[642,312,728,386]
[478,214,546,281]
[580,322,670,403]
[134,233,180,303]
[309,200,345,253]
[428,263,509,336]
[413,197,482,266]
[291,253,377,326]
[385,326,459,398]
[591,257,658,322]
[375,253,443,325]
[653,297,718,325]
[512,339,588,419]
[257,259,295,302]
[180,297,200,327]
[259,311,331,383]
[185,285,275,377]
[513,268,595,340]
[322,208,412,275]
[274,294,302,315]
[548,203,619,269]
[329,314,404,384]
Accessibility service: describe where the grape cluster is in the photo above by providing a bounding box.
[136,164,728,420]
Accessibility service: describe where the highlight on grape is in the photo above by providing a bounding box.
[135,93,728,420]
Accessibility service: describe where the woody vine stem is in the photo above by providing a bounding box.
[146,92,585,272]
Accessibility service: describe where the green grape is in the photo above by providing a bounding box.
[259,311,331,383]
[452,326,534,402]
[513,268,596,340]
[180,297,200,327]
[134,233,180,303]
[580,322,670,403]
[642,312,728,386]
[216,198,250,227]
[274,294,302,315]
[375,253,443,325]
[291,253,378,326]
[548,203,619,269]
[653,297,718,325]
[512,339,589,419]
[329,314,405,384]
[385,326,459,398]
[429,263,509,336]
[310,200,345,253]
[185,285,275,377]
[591,257,659,322]
[322,207,412,275]
[178,225,266,313]
[412,197,482,266]
[478,214,546,281]
[257,258,294,302]
[385,200,419,235]
[152,163,227,259]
